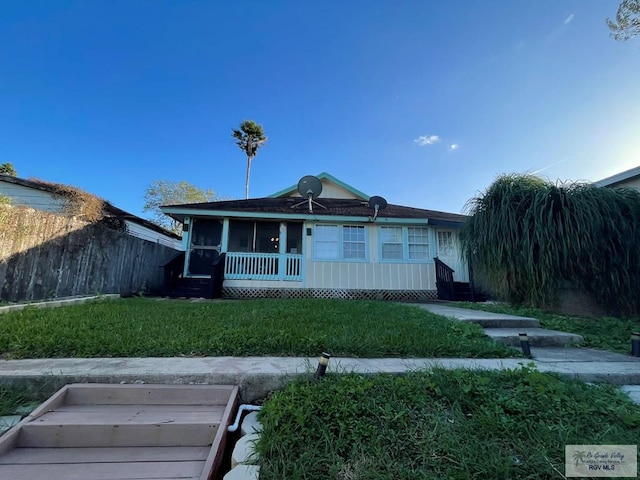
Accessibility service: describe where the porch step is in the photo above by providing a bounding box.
[486,328,583,348]
[452,282,490,302]
[166,278,212,299]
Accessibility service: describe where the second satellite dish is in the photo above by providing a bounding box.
[291,175,327,213]
[368,195,388,221]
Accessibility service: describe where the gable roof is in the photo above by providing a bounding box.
[161,196,466,227]
[0,174,180,239]
[595,165,640,187]
[268,172,370,200]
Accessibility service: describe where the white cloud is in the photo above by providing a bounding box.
[450,144,459,150]
[414,134,440,146]
[564,13,574,24]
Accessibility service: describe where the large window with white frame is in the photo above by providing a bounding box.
[380,226,431,261]
[314,224,367,260]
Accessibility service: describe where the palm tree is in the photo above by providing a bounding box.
[0,162,17,176]
[232,120,267,199]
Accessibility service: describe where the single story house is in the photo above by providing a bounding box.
[161,173,469,301]
[0,174,181,249]
[594,165,640,190]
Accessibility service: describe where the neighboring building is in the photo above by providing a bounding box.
[161,172,468,301]
[0,174,181,249]
[594,165,640,190]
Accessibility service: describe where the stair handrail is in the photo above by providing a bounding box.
[210,252,226,299]
[434,256,455,301]
[162,251,185,295]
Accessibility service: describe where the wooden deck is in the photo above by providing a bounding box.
[0,383,239,480]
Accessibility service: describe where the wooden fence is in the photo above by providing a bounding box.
[0,204,179,302]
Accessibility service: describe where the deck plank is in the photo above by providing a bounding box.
[65,384,235,406]
[0,460,204,479]
[54,404,221,413]
[32,405,224,425]
[19,423,218,448]
[0,447,210,464]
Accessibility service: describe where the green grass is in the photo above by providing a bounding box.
[455,302,640,354]
[0,387,45,416]
[0,298,516,359]
[257,367,640,479]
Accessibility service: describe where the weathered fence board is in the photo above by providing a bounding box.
[0,205,178,302]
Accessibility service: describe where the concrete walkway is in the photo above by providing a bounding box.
[0,352,639,403]
[419,303,584,347]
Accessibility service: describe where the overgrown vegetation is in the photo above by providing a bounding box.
[456,301,640,354]
[0,162,17,176]
[28,178,113,223]
[0,386,46,416]
[0,298,515,359]
[461,174,640,315]
[257,367,640,480]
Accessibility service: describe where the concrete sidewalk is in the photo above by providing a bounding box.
[0,352,638,403]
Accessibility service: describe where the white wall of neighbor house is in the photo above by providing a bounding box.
[610,177,640,190]
[0,183,66,212]
[124,221,181,250]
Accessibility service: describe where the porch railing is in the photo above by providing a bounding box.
[434,256,455,301]
[224,252,303,281]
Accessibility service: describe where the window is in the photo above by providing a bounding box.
[437,231,455,256]
[343,226,365,259]
[228,220,280,253]
[380,227,403,260]
[408,227,430,259]
[314,225,366,260]
[315,225,339,259]
[380,226,430,261]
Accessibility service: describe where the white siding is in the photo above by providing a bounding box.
[289,179,360,199]
[305,260,436,290]
[0,183,65,212]
[223,279,303,288]
[124,220,182,250]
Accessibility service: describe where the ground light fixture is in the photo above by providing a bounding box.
[632,332,640,357]
[314,352,331,379]
[519,333,531,357]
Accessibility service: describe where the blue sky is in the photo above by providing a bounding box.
[2,0,639,218]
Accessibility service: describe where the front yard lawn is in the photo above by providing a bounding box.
[257,367,640,479]
[0,298,516,359]
[455,302,640,355]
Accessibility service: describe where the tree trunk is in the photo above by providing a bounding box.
[245,155,253,199]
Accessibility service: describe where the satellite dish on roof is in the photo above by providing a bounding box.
[368,195,388,221]
[292,175,327,213]
[297,175,323,199]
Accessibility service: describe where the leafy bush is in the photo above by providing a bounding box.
[461,174,640,314]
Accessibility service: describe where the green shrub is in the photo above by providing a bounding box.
[462,174,640,314]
